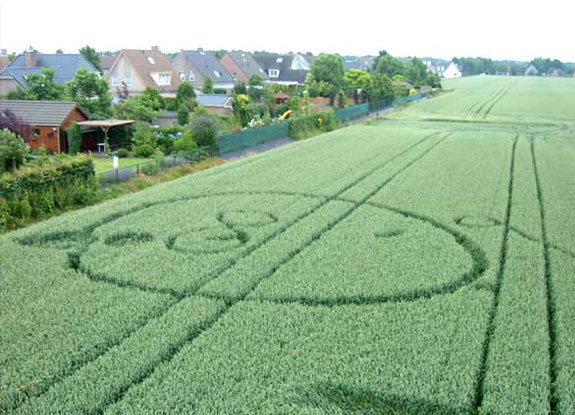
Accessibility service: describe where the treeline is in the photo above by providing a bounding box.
[453,57,575,77]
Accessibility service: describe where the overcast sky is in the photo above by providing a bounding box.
[0,0,573,62]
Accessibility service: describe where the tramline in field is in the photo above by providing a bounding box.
[1,76,574,414]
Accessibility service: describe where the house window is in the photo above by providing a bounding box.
[180,71,185,81]
[269,69,280,78]
[158,73,171,85]
[189,72,195,82]
[112,72,119,86]
[124,67,132,86]
[33,128,41,136]
[47,132,54,138]
[213,70,221,78]
[147,56,156,65]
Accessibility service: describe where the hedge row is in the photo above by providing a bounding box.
[0,157,98,231]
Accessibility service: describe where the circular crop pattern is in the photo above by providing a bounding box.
[14,191,487,303]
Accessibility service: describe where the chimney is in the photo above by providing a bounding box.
[25,46,37,68]
[0,49,7,57]
[197,47,203,52]
[151,46,159,51]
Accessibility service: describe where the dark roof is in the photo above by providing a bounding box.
[343,56,375,72]
[0,100,88,126]
[226,52,269,80]
[252,54,309,84]
[181,50,234,83]
[0,54,98,88]
[197,94,232,107]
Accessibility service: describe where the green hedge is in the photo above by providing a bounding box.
[0,157,98,230]
[288,111,340,140]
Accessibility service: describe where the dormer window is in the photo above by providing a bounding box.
[147,56,156,65]
[158,73,170,85]
[269,69,280,78]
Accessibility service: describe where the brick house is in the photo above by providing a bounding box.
[0,100,89,153]
[220,52,269,84]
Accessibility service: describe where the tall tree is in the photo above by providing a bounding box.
[65,68,112,118]
[367,74,393,102]
[24,68,65,101]
[344,69,371,103]
[79,45,102,72]
[406,58,428,87]
[374,54,406,78]
[307,54,345,104]
[203,76,214,94]
[175,81,197,109]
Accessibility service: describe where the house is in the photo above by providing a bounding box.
[424,59,449,77]
[443,62,462,79]
[0,100,89,153]
[344,56,375,72]
[252,53,310,86]
[525,65,539,77]
[0,50,9,73]
[0,48,98,95]
[171,49,235,92]
[220,52,268,83]
[99,54,117,76]
[104,48,180,98]
[197,94,233,115]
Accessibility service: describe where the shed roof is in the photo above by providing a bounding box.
[0,100,88,126]
[197,94,233,107]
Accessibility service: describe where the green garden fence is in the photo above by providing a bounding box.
[218,122,289,155]
[217,91,435,156]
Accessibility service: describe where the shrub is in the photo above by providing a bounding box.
[130,123,157,157]
[191,116,218,148]
[116,148,130,158]
[0,156,97,230]
[177,103,190,126]
[0,129,30,174]
[66,122,83,154]
[173,129,198,154]
[288,110,340,140]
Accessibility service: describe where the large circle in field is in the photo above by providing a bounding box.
[250,202,481,304]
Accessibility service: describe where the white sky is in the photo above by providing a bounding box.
[0,0,573,61]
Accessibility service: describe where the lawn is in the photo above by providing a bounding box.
[90,157,150,174]
[1,76,574,414]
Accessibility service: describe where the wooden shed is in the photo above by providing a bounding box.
[0,100,89,153]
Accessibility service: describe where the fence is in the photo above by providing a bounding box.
[217,91,435,156]
[217,121,289,155]
[96,146,214,186]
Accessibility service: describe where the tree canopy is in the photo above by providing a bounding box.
[79,45,102,72]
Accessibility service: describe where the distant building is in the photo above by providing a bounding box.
[104,47,181,98]
[171,49,235,92]
[443,62,462,79]
[0,100,89,153]
[220,52,268,83]
[343,56,375,72]
[525,64,539,76]
[252,53,310,86]
[0,48,98,95]
[196,94,233,115]
[424,59,449,77]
